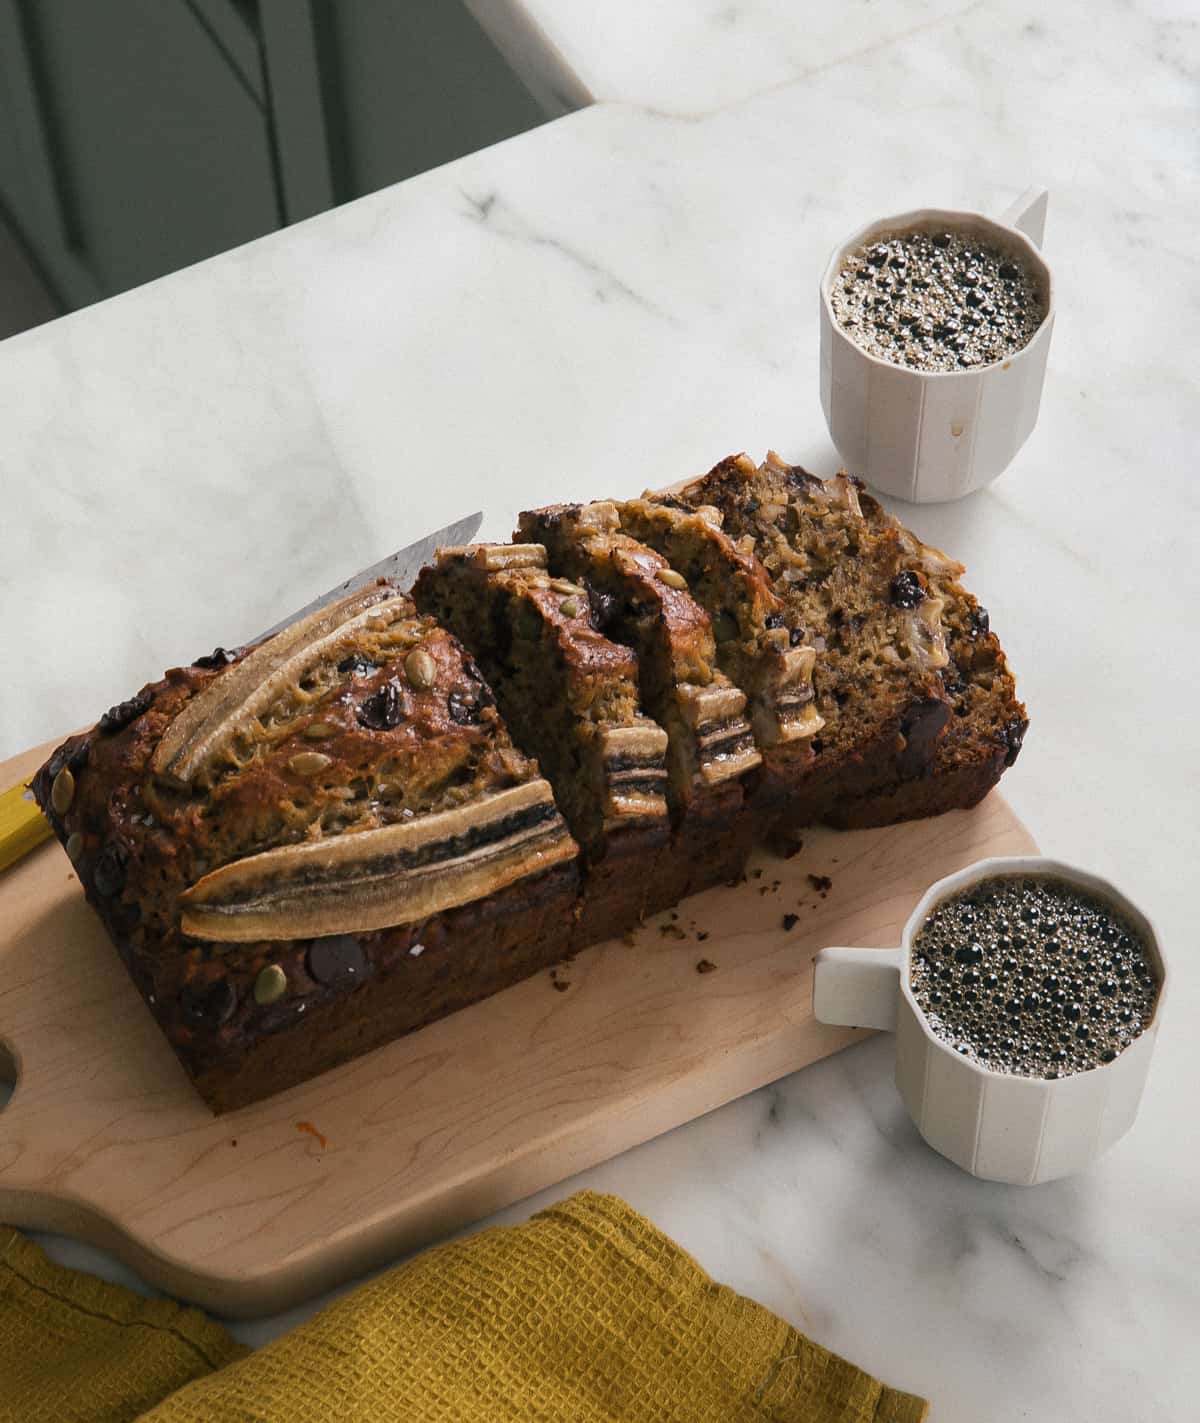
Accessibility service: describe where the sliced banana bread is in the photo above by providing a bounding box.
[413,544,671,944]
[609,494,823,821]
[32,583,580,1112]
[681,452,1022,826]
[517,500,761,898]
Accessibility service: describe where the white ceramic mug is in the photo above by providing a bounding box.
[813,857,1167,1184]
[819,188,1054,504]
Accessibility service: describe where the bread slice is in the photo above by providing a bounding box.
[829,481,1028,825]
[518,500,762,897]
[608,494,823,822]
[33,583,580,1111]
[674,454,954,827]
[413,543,671,944]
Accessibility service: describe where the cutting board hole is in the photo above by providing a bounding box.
[0,1040,16,1110]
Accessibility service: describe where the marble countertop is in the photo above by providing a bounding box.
[1,1,1196,1417]
[466,0,980,114]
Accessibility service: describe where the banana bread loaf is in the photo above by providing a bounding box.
[31,454,1027,1115]
[517,500,761,899]
[31,583,580,1112]
[412,543,671,945]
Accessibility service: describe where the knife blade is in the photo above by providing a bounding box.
[253,510,483,642]
[0,511,484,874]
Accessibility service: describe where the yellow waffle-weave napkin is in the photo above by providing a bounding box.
[0,1226,245,1421]
[2,1192,927,1422]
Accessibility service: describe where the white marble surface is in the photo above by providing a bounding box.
[467,0,978,114]
[1,0,1197,1417]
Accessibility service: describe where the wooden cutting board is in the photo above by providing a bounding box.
[0,737,1036,1317]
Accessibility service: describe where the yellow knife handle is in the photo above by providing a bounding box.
[0,779,53,873]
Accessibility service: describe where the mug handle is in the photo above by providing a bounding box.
[812,945,905,1032]
[998,186,1049,248]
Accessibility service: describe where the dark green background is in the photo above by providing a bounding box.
[0,0,548,311]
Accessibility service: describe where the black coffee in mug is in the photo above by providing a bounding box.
[831,225,1047,373]
[909,874,1159,1079]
